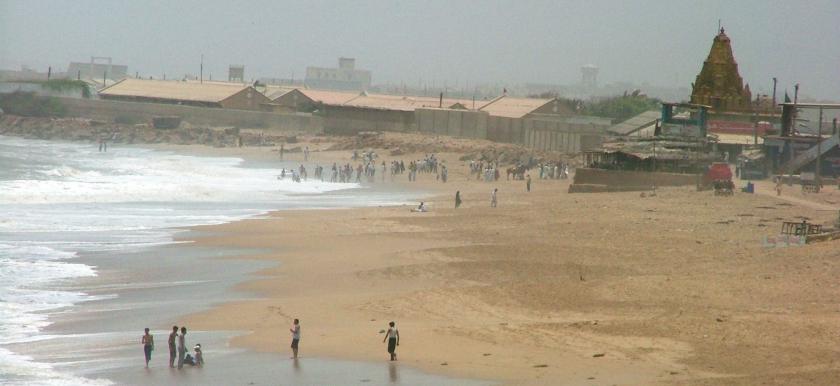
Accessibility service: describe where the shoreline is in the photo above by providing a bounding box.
[3,131,840,384]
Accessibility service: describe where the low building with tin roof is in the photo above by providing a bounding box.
[99,78,270,110]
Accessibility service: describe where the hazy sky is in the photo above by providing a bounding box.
[1,0,838,100]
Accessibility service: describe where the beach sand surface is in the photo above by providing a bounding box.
[183,148,840,385]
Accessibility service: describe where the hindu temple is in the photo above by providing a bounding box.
[690,28,753,112]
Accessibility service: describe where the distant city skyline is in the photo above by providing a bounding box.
[1,0,838,100]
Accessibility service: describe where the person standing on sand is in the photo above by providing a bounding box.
[168,325,178,368]
[455,191,462,208]
[141,328,154,368]
[490,188,498,207]
[383,321,399,361]
[290,319,301,358]
[177,327,187,369]
[526,174,531,192]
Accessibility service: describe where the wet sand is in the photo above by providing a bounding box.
[182,147,840,385]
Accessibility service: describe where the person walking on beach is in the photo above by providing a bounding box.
[168,325,178,368]
[383,321,400,361]
[455,191,462,209]
[141,328,154,368]
[177,327,187,369]
[490,188,498,208]
[526,174,531,192]
[290,319,301,359]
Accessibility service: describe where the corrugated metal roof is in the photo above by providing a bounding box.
[714,133,764,145]
[297,89,359,105]
[344,94,476,111]
[264,86,299,101]
[99,78,250,103]
[607,110,661,135]
[478,95,554,118]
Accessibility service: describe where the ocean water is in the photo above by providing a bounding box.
[0,136,418,385]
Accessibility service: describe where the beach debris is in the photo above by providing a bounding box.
[592,353,605,358]
[716,317,725,322]
[370,319,376,321]
[379,329,386,334]
[483,353,492,356]
[360,379,371,382]
[440,362,448,366]
[670,371,680,375]
[533,364,549,368]
[588,376,596,380]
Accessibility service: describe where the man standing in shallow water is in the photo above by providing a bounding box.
[290,319,301,358]
[168,325,178,368]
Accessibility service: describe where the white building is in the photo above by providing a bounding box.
[305,57,371,91]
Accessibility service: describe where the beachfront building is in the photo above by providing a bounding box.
[304,58,372,91]
[99,78,270,110]
[67,58,128,82]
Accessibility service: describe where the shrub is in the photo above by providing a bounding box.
[0,91,66,117]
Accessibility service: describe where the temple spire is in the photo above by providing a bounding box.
[689,28,751,111]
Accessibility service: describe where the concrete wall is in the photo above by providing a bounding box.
[486,116,524,144]
[323,106,414,135]
[416,108,488,139]
[56,97,322,132]
[572,168,700,187]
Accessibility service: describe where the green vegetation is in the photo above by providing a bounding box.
[39,79,92,98]
[582,94,661,123]
[0,91,66,117]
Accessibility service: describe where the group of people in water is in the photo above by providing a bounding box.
[277,151,452,185]
[140,325,203,370]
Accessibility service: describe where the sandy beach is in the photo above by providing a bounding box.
[178,142,840,385]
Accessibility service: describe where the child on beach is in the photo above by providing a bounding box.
[193,344,204,367]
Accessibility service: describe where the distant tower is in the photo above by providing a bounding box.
[229,65,245,83]
[581,64,599,89]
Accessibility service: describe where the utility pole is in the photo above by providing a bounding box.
[771,77,777,113]
[816,106,824,188]
[200,54,204,84]
[47,66,51,80]
[793,83,800,125]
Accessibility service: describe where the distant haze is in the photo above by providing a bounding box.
[1,0,838,100]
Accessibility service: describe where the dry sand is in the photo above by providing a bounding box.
[180,143,840,385]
